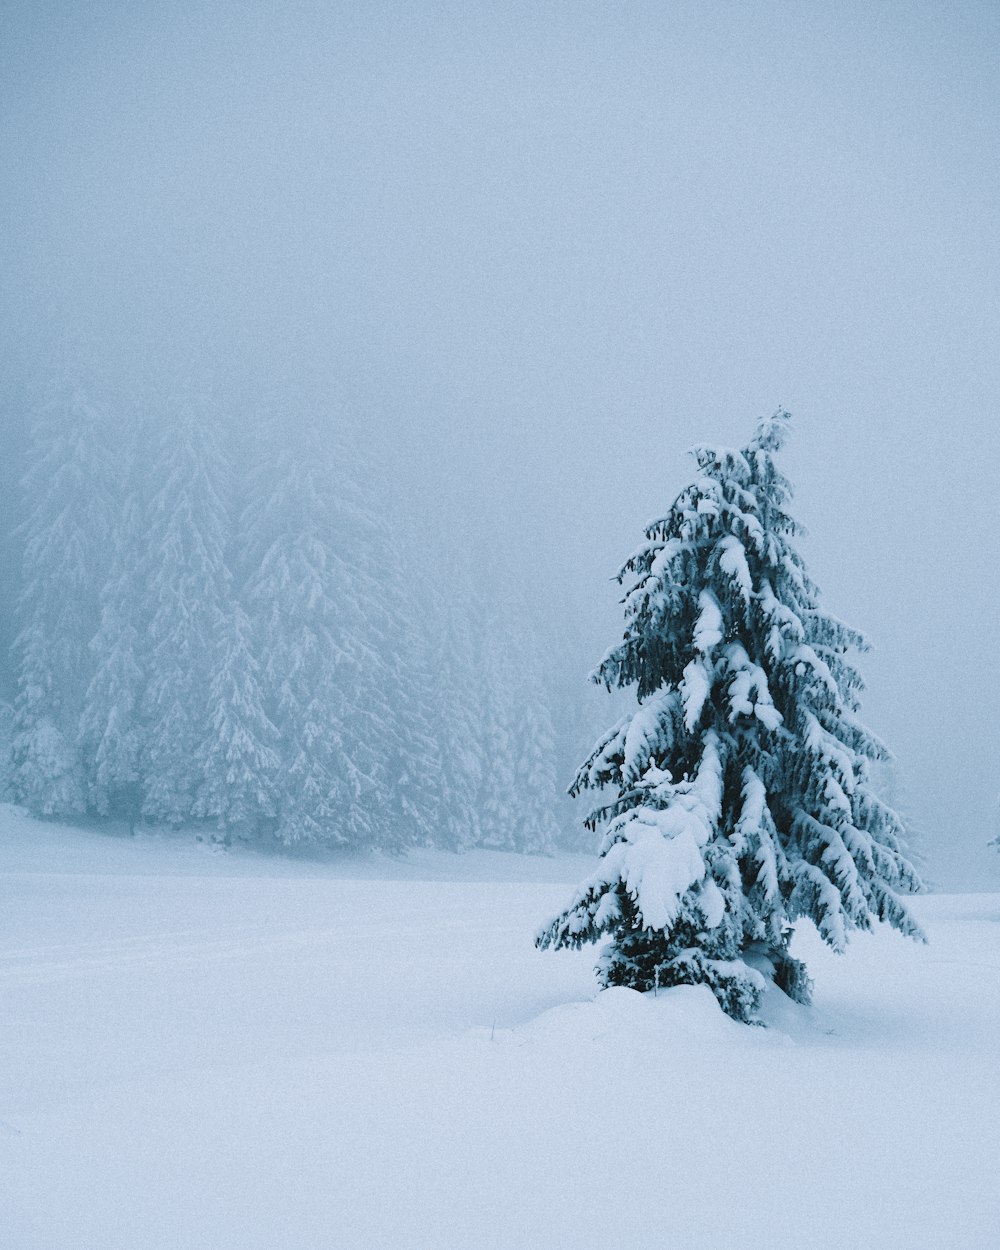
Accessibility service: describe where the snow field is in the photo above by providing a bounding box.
[2,809,998,1249]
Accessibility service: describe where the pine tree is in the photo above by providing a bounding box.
[537,411,923,1022]
[546,616,607,851]
[325,441,428,854]
[193,602,281,839]
[0,700,15,801]
[11,387,113,816]
[79,484,146,824]
[244,420,379,847]
[428,563,484,852]
[479,629,520,851]
[139,400,230,827]
[514,682,560,855]
[382,595,445,849]
[478,579,562,855]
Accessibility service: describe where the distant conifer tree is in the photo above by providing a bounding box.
[12,387,113,816]
[244,419,384,847]
[514,682,560,855]
[193,602,282,839]
[479,627,521,852]
[381,593,445,849]
[427,560,484,852]
[139,399,230,826]
[79,482,146,826]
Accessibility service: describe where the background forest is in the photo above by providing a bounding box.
[0,381,598,853]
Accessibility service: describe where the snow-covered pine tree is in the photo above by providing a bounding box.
[79,483,146,824]
[493,606,561,854]
[380,592,445,849]
[0,701,14,801]
[322,425,426,854]
[244,418,380,848]
[477,572,562,854]
[139,399,230,827]
[427,558,484,852]
[537,411,924,1022]
[478,616,521,852]
[193,602,281,839]
[513,684,560,855]
[11,387,114,816]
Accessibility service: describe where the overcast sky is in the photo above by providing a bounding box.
[2,0,998,888]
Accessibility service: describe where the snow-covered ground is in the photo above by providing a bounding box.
[2,805,997,1250]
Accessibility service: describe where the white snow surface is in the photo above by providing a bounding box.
[2,805,998,1249]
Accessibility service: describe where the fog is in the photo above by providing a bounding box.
[2,1,997,887]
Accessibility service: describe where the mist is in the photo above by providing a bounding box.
[2,0,998,887]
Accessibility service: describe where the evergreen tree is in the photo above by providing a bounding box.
[0,700,14,801]
[193,602,282,839]
[11,387,113,816]
[382,595,445,848]
[139,400,230,826]
[79,483,146,824]
[244,420,379,847]
[478,578,561,855]
[537,411,923,1022]
[514,681,560,855]
[546,616,608,851]
[479,627,520,851]
[428,563,484,852]
[326,440,426,854]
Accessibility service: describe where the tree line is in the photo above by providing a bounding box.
[2,383,582,853]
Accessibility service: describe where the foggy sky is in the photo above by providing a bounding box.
[2,0,998,888]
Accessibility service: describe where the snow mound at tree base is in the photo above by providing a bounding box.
[515,982,761,1047]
